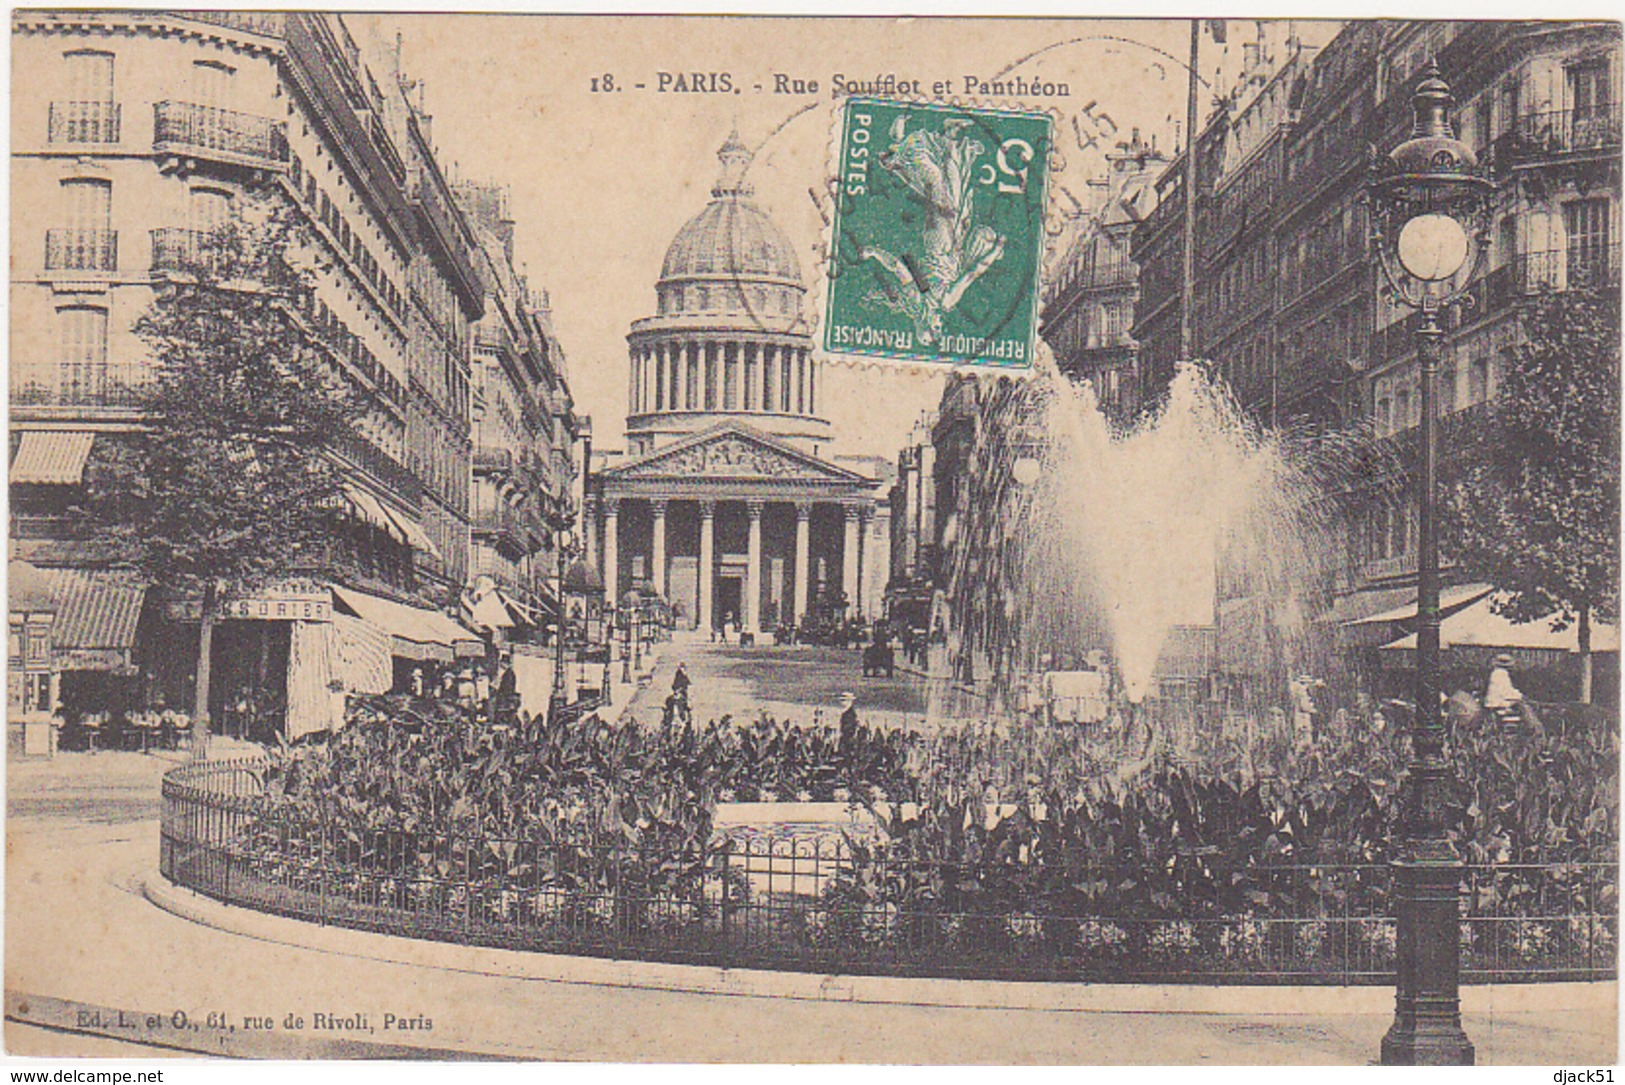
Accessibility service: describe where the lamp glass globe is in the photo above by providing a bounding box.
[1011,457,1042,486]
[1397,213,1470,282]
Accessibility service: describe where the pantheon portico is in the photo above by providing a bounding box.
[588,131,885,636]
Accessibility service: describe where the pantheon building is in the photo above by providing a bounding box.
[587,131,888,637]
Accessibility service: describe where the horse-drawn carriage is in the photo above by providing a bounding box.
[861,640,896,678]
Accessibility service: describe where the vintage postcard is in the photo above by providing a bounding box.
[5,9,1620,1071]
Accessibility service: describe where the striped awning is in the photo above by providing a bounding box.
[49,569,146,673]
[331,585,483,663]
[11,431,95,485]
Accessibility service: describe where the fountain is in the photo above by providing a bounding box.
[935,344,1349,740]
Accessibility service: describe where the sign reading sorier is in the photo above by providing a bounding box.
[165,579,332,623]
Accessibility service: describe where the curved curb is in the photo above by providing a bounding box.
[141,872,1614,1017]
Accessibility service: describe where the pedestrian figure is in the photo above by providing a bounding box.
[672,663,690,699]
[838,691,859,758]
[1484,653,1524,729]
[494,650,518,718]
[410,666,425,699]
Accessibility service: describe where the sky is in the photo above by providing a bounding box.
[358,15,1326,458]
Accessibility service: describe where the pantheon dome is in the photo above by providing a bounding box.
[592,129,888,639]
[624,130,829,455]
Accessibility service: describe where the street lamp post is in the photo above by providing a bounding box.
[1367,63,1494,1067]
[621,589,641,684]
[551,528,577,722]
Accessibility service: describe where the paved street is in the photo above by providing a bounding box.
[622,637,932,730]
[4,749,1617,1063]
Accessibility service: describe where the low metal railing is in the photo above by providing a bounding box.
[48,100,120,144]
[160,757,1617,984]
[45,228,117,272]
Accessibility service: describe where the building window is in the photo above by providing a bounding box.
[58,306,109,404]
[63,177,111,230]
[1569,60,1610,122]
[64,49,114,101]
[1564,198,1611,287]
[188,186,233,233]
[1499,78,1521,137]
[1470,353,1490,405]
[192,60,236,109]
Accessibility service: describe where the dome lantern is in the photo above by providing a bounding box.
[713,125,754,198]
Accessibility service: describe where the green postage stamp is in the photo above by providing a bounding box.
[823,97,1053,371]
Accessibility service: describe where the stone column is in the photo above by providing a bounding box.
[764,343,776,412]
[651,498,668,598]
[745,499,764,635]
[602,497,620,606]
[583,494,599,570]
[687,342,699,410]
[808,356,817,415]
[698,499,716,632]
[705,341,717,410]
[630,349,642,415]
[724,343,737,410]
[796,349,807,414]
[842,503,860,617]
[744,343,756,410]
[781,351,793,412]
[858,504,873,618]
[669,343,681,411]
[793,501,811,625]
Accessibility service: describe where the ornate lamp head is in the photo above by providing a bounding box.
[1367,63,1497,311]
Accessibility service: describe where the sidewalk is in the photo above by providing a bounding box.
[5,752,1618,1063]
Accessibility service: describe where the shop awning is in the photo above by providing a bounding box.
[343,485,406,543]
[9,560,60,614]
[417,608,486,658]
[331,585,482,662]
[469,590,516,630]
[465,583,540,631]
[379,504,444,562]
[50,569,146,673]
[11,431,95,485]
[1344,582,1494,626]
[1379,594,1620,654]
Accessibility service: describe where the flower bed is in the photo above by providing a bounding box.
[158,695,1619,983]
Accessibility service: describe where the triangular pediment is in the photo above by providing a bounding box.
[603,423,872,485]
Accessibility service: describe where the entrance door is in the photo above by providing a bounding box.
[716,577,742,631]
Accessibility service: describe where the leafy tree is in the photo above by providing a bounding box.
[1444,284,1621,703]
[82,199,367,742]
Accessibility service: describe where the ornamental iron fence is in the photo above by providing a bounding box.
[161,756,1617,985]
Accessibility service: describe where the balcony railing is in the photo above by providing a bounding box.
[153,100,289,168]
[48,100,120,144]
[474,501,539,550]
[1513,108,1621,158]
[149,227,217,274]
[333,435,423,507]
[11,361,146,409]
[1518,245,1622,292]
[45,228,117,271]
[474,447,515,475]
[177,11,286,37]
